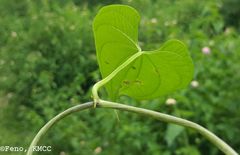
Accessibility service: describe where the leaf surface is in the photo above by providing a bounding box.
[93,5,194,100]
[165,124,184,146]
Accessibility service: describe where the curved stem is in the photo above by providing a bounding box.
[26,102,93,155]
[92,52,142,107]
[98,99,238,155]
[27,101,238,155]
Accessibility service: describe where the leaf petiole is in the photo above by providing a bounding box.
[92,51,142,107]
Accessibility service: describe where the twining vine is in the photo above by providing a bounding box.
[27,4,238,155]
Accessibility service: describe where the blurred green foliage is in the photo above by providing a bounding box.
[221,0,240,28]
[0,0,239,155]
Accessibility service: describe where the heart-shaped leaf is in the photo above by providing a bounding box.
[93,5,194,100]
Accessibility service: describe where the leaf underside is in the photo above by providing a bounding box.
[93,5,194,100]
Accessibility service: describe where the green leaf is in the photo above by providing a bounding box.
[165,124,184,146]
[93,5,194,100]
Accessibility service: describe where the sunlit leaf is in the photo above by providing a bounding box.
[93,5,194,100]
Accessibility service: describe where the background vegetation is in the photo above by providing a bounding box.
[0,0,239,155]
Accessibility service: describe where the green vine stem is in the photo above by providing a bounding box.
[26,102,93,155]
[27,100,238,155]
[98,99,238,155]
